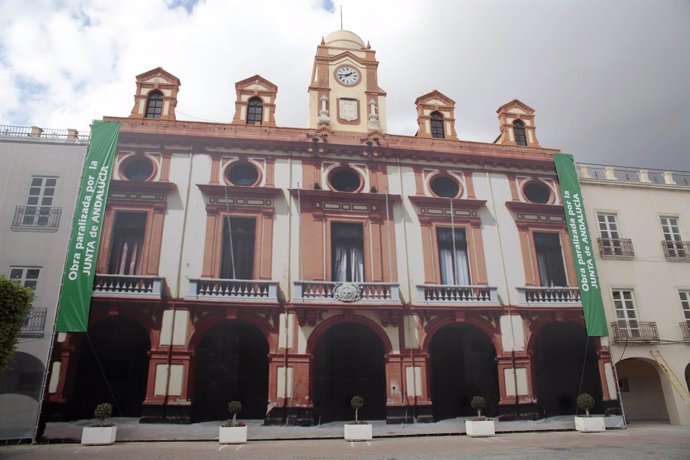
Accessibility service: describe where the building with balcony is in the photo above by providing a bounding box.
[45,31,619,426]
[0,126,88,440]
[579,163,690,425]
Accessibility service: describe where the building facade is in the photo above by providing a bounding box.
[45,30,620,426]
[579,164,690,425]
[0,126,88,439]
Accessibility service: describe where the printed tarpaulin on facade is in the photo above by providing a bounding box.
[554,153,609,337]
[56,121,120,332]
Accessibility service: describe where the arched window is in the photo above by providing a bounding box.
[430,111,445,139]
[145,91,163,119]
[247,97,263,125]
[513,120,527,146]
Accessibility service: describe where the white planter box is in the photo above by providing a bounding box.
[465,419,495,437]
[81,426,117,445]
[344,423,372,441]
[575,416,605,432]
[219,425,247,444]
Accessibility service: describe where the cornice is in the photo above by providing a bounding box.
[409,196,487,210]
[197,184,282,198]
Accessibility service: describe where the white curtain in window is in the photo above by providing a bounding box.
[439,245,470,285]
[334,244,364,282]
[536,252,551,287]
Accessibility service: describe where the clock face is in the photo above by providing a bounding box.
[335,66,360,86]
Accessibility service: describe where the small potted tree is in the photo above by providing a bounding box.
[465,396,495,437]
[344,395,372,441]
[574,393,605,432]
[81,403,117,445]
[219,401,247,444]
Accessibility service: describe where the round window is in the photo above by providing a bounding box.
[430,175,460,198]
[122,156,154,181]
[523,181,551,204]
[329,168,361,192]
[227,163,259,186]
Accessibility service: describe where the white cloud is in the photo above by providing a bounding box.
[1,0,688,170]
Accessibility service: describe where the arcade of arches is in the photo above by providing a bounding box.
[48,311,619,424]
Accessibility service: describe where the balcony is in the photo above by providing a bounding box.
[517,287,581,305]
[597,238,635,258]
[662,241,690,261]
[294,281,400,304]
[416,285,498,305]
[187,278,278,303]
[11,206,61,232]
[681,322,690,342]
[610,321,660,343]
[20,308,47,337]
[92,274,164,299]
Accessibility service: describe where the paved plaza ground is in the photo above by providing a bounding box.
[1,421,688,459]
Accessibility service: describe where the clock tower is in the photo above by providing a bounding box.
[308,30,387,134]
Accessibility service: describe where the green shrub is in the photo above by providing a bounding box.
[94,403,113,427]
[351,395,364,423]
[576,393,595,416]
[470,396,487,418]
[0,276,33,375]
[225,400,242,427]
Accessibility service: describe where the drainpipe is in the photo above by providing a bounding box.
[282,153,294,424]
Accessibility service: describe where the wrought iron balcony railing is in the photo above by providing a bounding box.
[11,206,61,232]
[187,278,278,302]
[661,241,690,260]
[597,238,635,258]
[517,287,581,305]
[610,321,660,343]
[294,281,400,304]
[20,308,47,337]
[92,274,164,299]
[680,322,690,342]
[416,284,498,305]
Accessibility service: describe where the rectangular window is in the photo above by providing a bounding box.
[9,266,40,290]
[661,216,686,258]
[533,232,567,287]
[21,176,58,227]
[612,289,639,338]
[220,217,256,279]
[108,212,147,275]
[597,213,623,255]
[437,227,470,285]
[331,222,364,282]
[680,290,690,323]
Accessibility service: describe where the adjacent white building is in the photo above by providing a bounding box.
[579,163,690,425]
[0,126,88,440]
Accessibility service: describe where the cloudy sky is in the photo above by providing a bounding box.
[1,0,688,170]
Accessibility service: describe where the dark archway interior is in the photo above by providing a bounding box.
[192,320,268,422]
[313,322,386,423]
[429,323,499,420]
[533,322,603,417]
[67,316,150,419]
[0,352,45,400]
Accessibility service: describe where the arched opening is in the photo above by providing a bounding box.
[145,90,163,119]
[67,316,150,419]
[686,363,690,394]
[533,322,602,417]
[429,323,499,420]
[0,352,45,439]
[246,97,263,125]
[313,322,386,422]
[616,358,669,422]
[513,120,527,146]
[191,320,268,422]
[430,111,445,139]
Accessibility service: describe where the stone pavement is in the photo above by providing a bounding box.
[42,415,625,442]
[2,422,689,460]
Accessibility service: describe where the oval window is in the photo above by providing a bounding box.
[122,156,154,181]
[329,168,361,192]
[523,181,551,204]
[227,163,259,186]
[430,175,460,198]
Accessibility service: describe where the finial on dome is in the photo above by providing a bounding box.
[321,36,325,45]
[367,41,371,49]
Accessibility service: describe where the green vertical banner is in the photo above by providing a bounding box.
[553,154,608,337]
[56,121,120,332]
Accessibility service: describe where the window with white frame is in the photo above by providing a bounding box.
[679,290,690,324]
[612,289,639,338]
[437,227,470,285]
[9,266,40,290]
[331,222,364,282]
[661,216,686,258]
[22,176,58,227]
[533,232,567,287]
